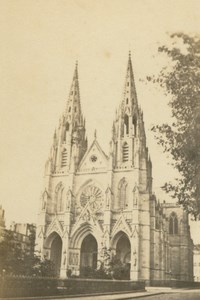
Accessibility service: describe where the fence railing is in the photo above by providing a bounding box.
[0,275,145,298]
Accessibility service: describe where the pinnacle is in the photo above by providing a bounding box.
[65,61,82,121]
[121,52,138,112]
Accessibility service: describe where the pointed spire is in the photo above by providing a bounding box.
[65,61,83,126]
[121,52,138,114]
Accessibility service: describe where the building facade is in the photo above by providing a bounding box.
[9,222,36,253]
[193,244,200,281]
[35,54,193,282]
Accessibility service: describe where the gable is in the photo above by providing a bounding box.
[70,202,103,239]
[78,139,108,173]
[45,216,64,238]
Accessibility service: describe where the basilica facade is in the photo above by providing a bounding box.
[35,54,193,282]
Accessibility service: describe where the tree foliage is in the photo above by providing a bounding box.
[0,229,56,277]
[78,247,130,280]
[149,33,200,218]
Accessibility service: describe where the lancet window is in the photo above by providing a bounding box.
[169,212,178,235]
[124,114,129,135]
[118,178,128,209]
[55,182,64,212]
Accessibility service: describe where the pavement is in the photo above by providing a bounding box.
[0,288,167,300]
[1,287,200,300]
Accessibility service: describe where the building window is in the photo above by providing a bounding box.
[132,116,137,136]
[55,182,64,212]
[124,114,129,135]
[169,213,178,234]
[61,149,67,167]
[118,178,128,209]
[126,98,129,104]
[122,142,129,162]
[71,91,73,95]
[155,217,159,230]
[74,107,77,112]
[66,122,69,131]
[68,107,71,112]
[127,82,129,86]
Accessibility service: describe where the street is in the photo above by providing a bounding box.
[127,290,200,300]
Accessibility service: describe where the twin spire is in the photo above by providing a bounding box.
[64,52,139,136]
[65,52,138,118]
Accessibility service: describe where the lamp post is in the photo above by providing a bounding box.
[2,269,6,297]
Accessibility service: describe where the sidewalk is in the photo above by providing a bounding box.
[0,290,165,300]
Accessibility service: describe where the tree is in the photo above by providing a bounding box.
[148,33,200,218]
[0,229,56,277]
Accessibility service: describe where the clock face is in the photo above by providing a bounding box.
[80,185,103,212]
[90,155,97,162]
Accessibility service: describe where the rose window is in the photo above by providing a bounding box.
[80,185,104,212]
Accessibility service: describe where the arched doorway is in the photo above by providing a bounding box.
[50,233,62,276]
[80,234,97,276]
[114,232,131,279]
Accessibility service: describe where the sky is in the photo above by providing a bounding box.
[1,0,200,242]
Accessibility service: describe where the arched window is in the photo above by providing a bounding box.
[122,142,129,162]
[155,216,159,230]
[118,178,128,209]
[132,116,137,136]
[66,122,69,131]
[68,107,71,112]
[124,114,129,135]
[169,213,178,234]
[61,149,67,167]
[63,123,70,142]
[126,98,129,104]
[55,182,64,212]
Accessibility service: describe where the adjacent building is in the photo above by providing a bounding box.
[9,222,36,253]
[193,244,200,281]
[35,54,193,283]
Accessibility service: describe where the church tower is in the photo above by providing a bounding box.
[45,62,87,177]
[36,63,87,276]
[111,53,152,207]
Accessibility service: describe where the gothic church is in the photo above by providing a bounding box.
[36,54,193,283]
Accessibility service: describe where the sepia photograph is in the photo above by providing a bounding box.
[1,0,200,299]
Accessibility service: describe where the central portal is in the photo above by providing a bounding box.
[80,234,97,276]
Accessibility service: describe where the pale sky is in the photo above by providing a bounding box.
[1,0,200,242]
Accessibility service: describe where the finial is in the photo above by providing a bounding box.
[94,129,97,139]
[129,50,131,59]
[75,60,78,69]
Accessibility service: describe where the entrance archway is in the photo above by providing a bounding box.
[116,233,131,263]
[49,233,62,276]
[113,232,131,279]
[80,234,97,275]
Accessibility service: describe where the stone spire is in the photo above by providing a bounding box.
[111,52,147,169]
[65,61,84,127]
[121,51,138,116]
[44,61,87,175]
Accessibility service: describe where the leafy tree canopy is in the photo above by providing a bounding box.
[148,33,200,219]
[0,229,56,277]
